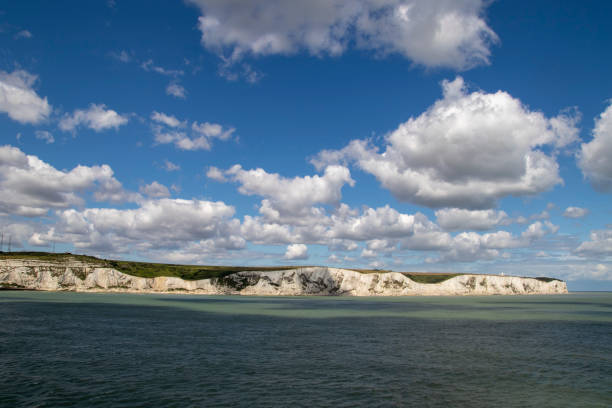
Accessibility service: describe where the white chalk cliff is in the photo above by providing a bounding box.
[0,259,568,296]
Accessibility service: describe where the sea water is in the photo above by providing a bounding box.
[1,291,611,407]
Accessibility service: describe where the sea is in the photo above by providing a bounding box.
[1,291,611,407]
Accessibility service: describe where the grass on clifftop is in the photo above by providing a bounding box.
[0,252,561,283]
[0,251,106,264]
[105,260,299,280]
[0,252,299,281]
[353,269,461,284]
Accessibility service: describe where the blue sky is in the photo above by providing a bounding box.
[1,1,611,290]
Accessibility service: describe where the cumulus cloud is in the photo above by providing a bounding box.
[166,82,187,99]
[218,194,546,264]
[561,263,612,281]
[434,232,500,262]
[575,228,612,257]
[521,221,559,241]
[0,219,42,250]
[0,70,51,124]
[578,102,612,192]
[192,121,234,140]
[435,208,508,231]
[187,0,498,70]
[327,254,341,264]
[330,204,425,241]
[0,145,133,217]
[284,243,308,260]
[48,198,242,254]
[34,130,55,144]
[152,113,234,151]
[29,231,51,247]
[139,181,170,198]
[563,206,589,219]
[206,166,226,182]
[364,239,398,257]
[314,77,579,209]
[240,215,297,245]
[211,164,354,217]
[151,111,185,128]
[59,104,128,132]
[163,159,180,171]
[430,222,558,263]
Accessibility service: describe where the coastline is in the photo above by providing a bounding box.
[0,258,568,296]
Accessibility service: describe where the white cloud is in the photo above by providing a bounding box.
[578,102,612,192]
[214,164,354,217]
[435,208,508,231]
[429,224,554,263]
[241,215,297,245]
[561,263,612,281]
[141,60,184,77]
[151,111,185,128]
[187,0,498,70]
[94,178,140,204]
[163,159,180,172]
[366,239,398,252]
[361,248,377,258]
[155,130,211,150]
[136,60,187,98]
[0,145,133,217]
[563,206,589,219]
[50,198,241,253]
[521,221,558,241]
[0,220,42,250]
[15,30,33,39]
[327,254,341,264]
[314,77,578,209]
[575,228,612,257]
[206,166,226,182]
[330,204,424,241]
[328,238,359,252]
[192,121,234,140]
[29,232,50,246]
[59,104,128,132]
[139,181,170,198]
[0,70,51,124]
[420,220,559,263]
[34,130,55,144]
[435,232,500,262]
[363,239,398,258]
[284,243,308,260]
[480,230,523,249]
[529,210,550,221]
[111,50,131,63]
[152,115,234,151]
[368,260,386,269]
[166,82,187,99]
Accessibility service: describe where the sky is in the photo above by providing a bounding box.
[0,0,611,290]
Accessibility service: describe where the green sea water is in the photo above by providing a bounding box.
[1,291,611,407]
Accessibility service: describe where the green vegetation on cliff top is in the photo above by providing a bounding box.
[0,251,561,283]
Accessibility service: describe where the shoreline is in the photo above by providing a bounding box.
[1,256,568,297]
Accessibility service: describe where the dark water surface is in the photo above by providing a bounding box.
[1,292,611,407]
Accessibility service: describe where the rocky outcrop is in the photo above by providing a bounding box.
[0,259,568,296]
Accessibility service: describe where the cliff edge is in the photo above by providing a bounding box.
[0,258,568,296]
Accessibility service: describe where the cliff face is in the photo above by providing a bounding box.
[0,259,568,296]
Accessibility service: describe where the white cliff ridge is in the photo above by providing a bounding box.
[0,258,568,295]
